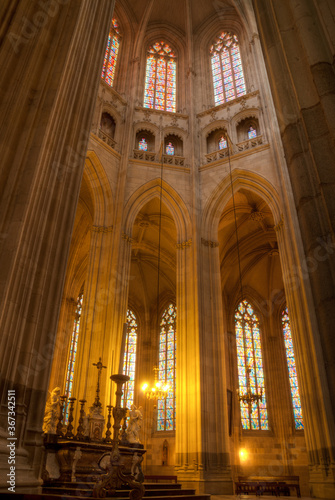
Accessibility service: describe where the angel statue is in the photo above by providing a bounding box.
[42,387,61,434]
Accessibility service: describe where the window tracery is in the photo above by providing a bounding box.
[144,42,177,113]
[281,307,304,430]
[121,309,138,409]
[235,300,269,430]
[101,18,120,87]
[64,291,83,423]
[210,32,246,106]
[157,303,176,431]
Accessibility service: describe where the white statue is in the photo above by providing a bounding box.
[126,405,143,444]
[42,387,61,434]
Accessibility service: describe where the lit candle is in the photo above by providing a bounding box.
[118,323,127,374]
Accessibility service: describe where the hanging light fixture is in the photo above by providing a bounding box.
[140,141,170,402]
[226,134,263,411]
[141,366,170,401]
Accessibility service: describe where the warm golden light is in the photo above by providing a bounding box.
[239,448,248,461]
[141,366,170,400]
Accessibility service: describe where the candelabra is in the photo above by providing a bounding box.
[93,374,145,499]
[141,366,170,401]
[237,367,263,416]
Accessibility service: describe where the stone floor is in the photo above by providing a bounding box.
[211,497,324,500]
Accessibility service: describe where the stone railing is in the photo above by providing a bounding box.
[98,129,117,149]
[133,149,156,162]
[205,148,230,163]
[163,154,185,166]
[236,134,263,152]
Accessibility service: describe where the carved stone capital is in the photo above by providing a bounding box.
[122,233,134,244]
[201,238,219,248]
[176,239,192,250]
[92,225,113,233]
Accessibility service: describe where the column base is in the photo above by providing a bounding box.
[176,468,234,495]
[309,465,335,499]
[0,433,42,494]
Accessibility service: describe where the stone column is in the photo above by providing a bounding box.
[199,238,233,494]
[0,0,115,490]
[175,241,203,486]
[253,3,335,495]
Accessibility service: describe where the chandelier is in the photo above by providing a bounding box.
[237,367,263,409]
[141,366,170,400]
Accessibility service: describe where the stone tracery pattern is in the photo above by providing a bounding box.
[64,291,83,423]
[281,307,304,430]
[101,18,120,87]
[121,309,138,409]
[144,42,177,113]
[210,32,246,106]
[235,300,269,430]
[157,304,177,431]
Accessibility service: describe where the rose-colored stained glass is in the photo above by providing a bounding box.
[235,300,269,430]
[144,42,176,113]
[139,138,148,151]
[210,32,246,106]
[248,126,257,139]
[101,18,120,88]
[282,307,304,430]
[157,304,177,431]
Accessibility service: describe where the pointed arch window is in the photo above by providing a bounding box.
[219,135,227,150]
[235,300,269,430]
[144,42,177,113]
[281,307,304,430]
[121,309,138,408]
[101,18,120,87]
[166,142,175,155]
[157,304,177,431]
[138,138,148,151]
[248,126,257,139]
[210,32,246,106]
[64,291,83,423]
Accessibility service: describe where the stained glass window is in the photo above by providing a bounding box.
[157,304,177,431]
[144,42,177,113]
[210,32,246,106]
[121,310,138,409]
[281,307,304,430]
[101,18,120,87]
[139,138,148,151]
[235,300,269,430]
[166,142,175,155]
[219,136,227,150]
[248,126,257,139]
[64,291,83,423]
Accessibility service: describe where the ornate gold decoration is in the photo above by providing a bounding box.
[141,366,170,401]
[92,225,113,233]
[176,239,192,249]
[201,238,219,248]
[274,215,284,232]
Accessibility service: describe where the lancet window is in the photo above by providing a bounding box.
[101,18,120,87]
[210,32,246,106]
[144,42,177,113]
[281,307,304,430]
[121,309,138,409]
[235,300,269,430]
[64,291,83,423]
[157,304,177,431]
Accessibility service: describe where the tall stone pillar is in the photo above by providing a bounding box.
[199,238,233,494]
[0,0,115,490]
[253,0,335,497]
[175,242,203,487]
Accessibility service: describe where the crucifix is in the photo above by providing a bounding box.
[92,357,107,409]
